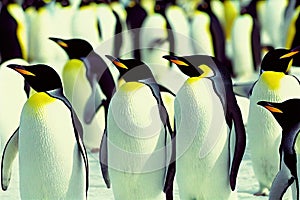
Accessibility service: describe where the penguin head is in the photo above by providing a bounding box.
[49,37,93,59]
[7,64,63,92]
[105,55,154,81]
[260,47,300,74]
[257,99,300,129]
[163,55,215,78]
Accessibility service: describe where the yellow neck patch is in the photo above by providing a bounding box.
[120,82,144,92]
[186,64,213,84]
[261,71,285,90]
[27,92,56,109]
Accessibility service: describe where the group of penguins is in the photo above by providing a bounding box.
[1,0,300,200]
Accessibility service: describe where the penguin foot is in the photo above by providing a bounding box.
[254,188,270,196]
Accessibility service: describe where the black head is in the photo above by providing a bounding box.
[260,47,300,74]
[105,55,154,82]
[49,37,93,59]
[163,55,216,78]
[7,64,63,92]
[257,99,300,130]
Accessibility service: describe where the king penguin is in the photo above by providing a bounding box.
[258,99,300,199]
[247,48,300,196]
[231,0,262,80]
[49,37,116,150]
[0,58,28,154]
[102,56,174,200]
[1,63,88,199]
[0,0,29,63]
[163,54,246,199]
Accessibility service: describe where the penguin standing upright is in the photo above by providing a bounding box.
[231,0,262,80]
[163,54,246,199]
[49,37,116,150]
[1,63,88,199]
[0,0,29,63]
[103,56,174,199]
[0,59,28,153]
[258,99,300,199]
[27,0,69,75]
[71,0,101,48]
[247,48,300,196]
[195,0,232,75]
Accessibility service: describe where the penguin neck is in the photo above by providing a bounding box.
[46,88,72,109]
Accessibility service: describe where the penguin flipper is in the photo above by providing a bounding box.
[99,129,110,188]
[163,121,176,200]
[1,128,19,191]
[269,164,295,199]
[158,84,176,96]
[84,85,104,124]
[229,103,247,191]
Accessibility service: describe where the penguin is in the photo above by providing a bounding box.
[71,0,101,49]
[284,1,300,67]
[258,99,300,199]
[26,0,70,75]
[0,58,28,154]
[103,56,175,198]
[1,63,88,199]
[49,37,116,150]
[49,37,116,124]
[125,0,147,60]
[0,0,29,63]
[163,54,246,199]
[231,0,262,80]
[196,0,233,76]
[263,0,289,48]
[246,48,300,196]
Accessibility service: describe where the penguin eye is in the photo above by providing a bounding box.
[170,59,189,66]
[264,106,283,113]
[113,60,128,69]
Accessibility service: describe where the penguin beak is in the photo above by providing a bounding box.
[280,48,300,59]
[257,101,283,113]
[105,55,128,69]
[7,64,36,76]
[162,55,189,66]
[49,37,68,48]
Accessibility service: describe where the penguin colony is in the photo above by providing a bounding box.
[0,0,300,199]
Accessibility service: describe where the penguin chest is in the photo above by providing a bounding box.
[175,78,229,191]
[18,92,82,199]
[107,82,165,199]
[248,74,300,147]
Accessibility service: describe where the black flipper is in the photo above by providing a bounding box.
[1,128,19,191]
[158,84,176,96]
[99,128,110,188]
[47,89,89,196]
[163,119,176,200]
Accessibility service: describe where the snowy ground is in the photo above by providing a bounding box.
[0,143,269,200]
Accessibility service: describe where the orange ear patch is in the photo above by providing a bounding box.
[280,51,299,59]
[15,68,36,76]
[170,59,189,66]
[113,60,128,69]
[57,41,68,48]
[265,105,283,113]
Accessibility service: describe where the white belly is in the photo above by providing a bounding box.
[175,78,235,199]
[18,93,85,199]
[107,82,166,200]
[247,74,300,189]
